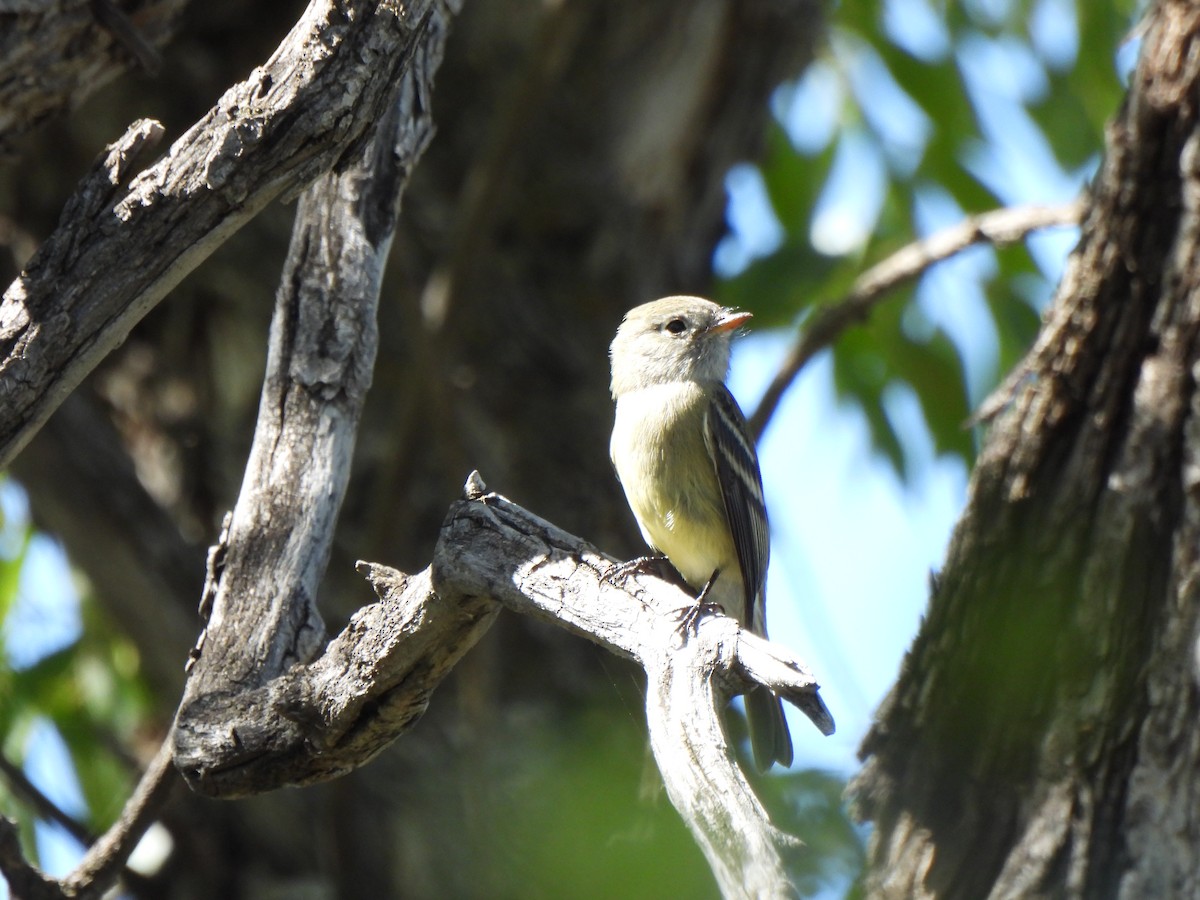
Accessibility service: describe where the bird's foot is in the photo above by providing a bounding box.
[673,600,725,637]
[602,554,674,587]
[673,569,724,638]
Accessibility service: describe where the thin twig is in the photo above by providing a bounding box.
[89,0,164,75]
[747,199,1085,438]
[0,740,172,899]
[63,738,176,897]
[0,817,64,900]
[0,752,95,847]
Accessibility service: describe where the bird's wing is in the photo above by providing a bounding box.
[704,384,770,627]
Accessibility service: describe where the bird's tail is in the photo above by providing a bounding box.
[746,685,793,771]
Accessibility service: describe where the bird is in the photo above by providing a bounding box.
[608,295,793,770]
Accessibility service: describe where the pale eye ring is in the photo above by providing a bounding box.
[665,318,687,335]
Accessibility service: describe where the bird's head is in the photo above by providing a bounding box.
[609,296,751,398]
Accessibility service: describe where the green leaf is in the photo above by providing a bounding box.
[891,317,975,465]
[831,311,908,473]
[0,523,31,627]
[830,291,975,476]
[761,122,837,235]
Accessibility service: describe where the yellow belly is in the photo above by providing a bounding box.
[610,383,739,596]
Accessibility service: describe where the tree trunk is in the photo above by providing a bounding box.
[852,3,1200,897]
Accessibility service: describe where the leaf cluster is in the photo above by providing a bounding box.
[721,0,1129,477]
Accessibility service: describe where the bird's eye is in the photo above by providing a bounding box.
[665,318,687,335]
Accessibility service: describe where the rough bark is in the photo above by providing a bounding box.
[437,483,831,900]
[0,0,825,896]
[171,0,451,784]
[851,4,1200,897]
[174,476,830,898]
[0,0,451,470]
[0,0,183,157]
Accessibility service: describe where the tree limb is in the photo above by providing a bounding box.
[0,0,459,470]
[88,0,165,75]
[437,480,832,899]
[0,819,64,900]
[171,558,499,796]
[173,475,832,897]
[0,0,183,158]
[436,477,833,735]
[61,740,176,898]
[0,4,456,897]
[172,0,452,787]
[748,200,1085,438]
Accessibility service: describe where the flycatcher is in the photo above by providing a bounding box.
[609,295,793,770]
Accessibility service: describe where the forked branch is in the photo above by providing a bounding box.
[172,473,832,898]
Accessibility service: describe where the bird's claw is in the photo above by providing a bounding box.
[673,599,724,638]
[602,554,673,587]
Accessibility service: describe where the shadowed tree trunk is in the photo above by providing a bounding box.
[852,4,1200,897]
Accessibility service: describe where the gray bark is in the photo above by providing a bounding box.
[0,0,826,896]
[173,0,452,785]
[0,0,454,470]
[0,0,182,156]
[175,474,831,898]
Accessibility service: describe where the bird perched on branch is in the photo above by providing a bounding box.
[608,295,793,771]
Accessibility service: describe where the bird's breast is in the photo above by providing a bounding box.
[610,383,737,592]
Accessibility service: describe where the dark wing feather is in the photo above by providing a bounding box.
[704,385,771,630]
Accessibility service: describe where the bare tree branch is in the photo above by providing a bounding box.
[748,200,1085,438]
[0,819,64,900]
[173,474,832,897]
[0,5,455,898]
[62,740,176,898]
[0,0,459,470]
[437,481,832,899]
[437,478,834,735]
[171,558,499,796]
[0,752,95,847]
[0,741,172,900]
[172,0,452,792]
[0,0,184,157]
[88,0,165,75]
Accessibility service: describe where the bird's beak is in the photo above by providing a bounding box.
[710,308,752,334]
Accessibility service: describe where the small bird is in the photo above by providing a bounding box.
[609,295,793,770]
